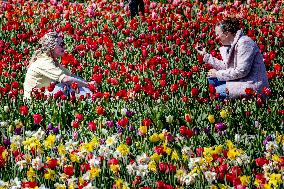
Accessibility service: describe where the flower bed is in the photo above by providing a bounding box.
[0,0,283,188]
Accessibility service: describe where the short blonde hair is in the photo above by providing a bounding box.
[39,32,60,52]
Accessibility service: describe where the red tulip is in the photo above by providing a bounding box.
[125,136,132,146]
[191,87,199,97]
[19,105,29,116]
[118,117,128,127]
[179,125,187,135]
[76,113,84,121]
[96,106,105,115]
[245,88,255,96]
[80,163,90,173]
[196,147,204,157]
[229,166,242,176]
[47,159,58,169]
[108,158,119,166]
[88,121,97,132]
[33,114,42,125]
[255,157,269,167]
[72,120,80,128]
[186,128,194,138]
[184,114,192,123]
[142,118,152,127]
[274,63,282,72]
[71,82,78,90]
[262,86,271,96]
[63,165,74,176]
[209,84,216,94]
[21,181,38,188]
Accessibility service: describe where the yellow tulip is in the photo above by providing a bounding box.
[208,114,215,123]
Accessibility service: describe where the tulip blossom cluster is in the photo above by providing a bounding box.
[0,0,283,188]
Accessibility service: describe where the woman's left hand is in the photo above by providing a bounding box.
[208,69,217,77]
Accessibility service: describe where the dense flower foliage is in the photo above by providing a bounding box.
[0,0,283,188]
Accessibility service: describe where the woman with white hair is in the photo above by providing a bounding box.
[23,32,95,99]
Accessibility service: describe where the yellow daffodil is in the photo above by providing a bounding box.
[227,148,241,160]
[27,167,36,181]
[268,173,282,188]
[226,140,235,150]
[148,160,157,172]
[175,169,185,179]
[117,144,129,156]
[171,150,179,160]
[44,134,56,149]
[272,154,280,162]
[44,168,55,180]
[240,175,250,186]
[110,164,120,173]
[58,144,66,155]
[90,167,101,179]
[149,133,160,142]
[55,185,66,189]
[70,153,80,163]
[150,153,162,162]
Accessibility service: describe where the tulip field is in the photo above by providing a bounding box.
[0,0,283,188]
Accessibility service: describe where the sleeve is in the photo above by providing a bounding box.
[215,40,256,81]
[203,52,227,70]
[59,65,72,76]
[36,59,66,82]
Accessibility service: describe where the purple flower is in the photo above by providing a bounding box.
[3,138,11,146]
[53,127,59,134]
[263,140,268,145]
[215,122,227,132]
[193,127,200,135]
[203,127,210,134]
[48,123,53,130]
[100,138,106,145]
[126,111,134,117]
[106,120,114,128]
[215,105,221,110]
[265,135,273,141]
[14,128,22,135]
[128,125,135,132]
[166,134,174,142]
[117,126,123,134]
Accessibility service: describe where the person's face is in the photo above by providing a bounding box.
[52,37,65,58]
[215,26,231,45]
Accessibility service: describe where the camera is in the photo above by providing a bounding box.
[197,46,203,51]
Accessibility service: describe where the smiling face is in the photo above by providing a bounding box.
[52,37,65,58]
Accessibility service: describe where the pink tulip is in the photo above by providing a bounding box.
[151,11,158,20]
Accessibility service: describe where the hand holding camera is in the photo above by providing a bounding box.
[195,43,206,56]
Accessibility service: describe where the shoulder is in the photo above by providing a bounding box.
[236,35,258,52]
[33,55,55,66]
[237,35,257,47]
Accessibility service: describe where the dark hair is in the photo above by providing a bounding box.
[216,17,241,34]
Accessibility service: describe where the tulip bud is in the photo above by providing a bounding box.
[208,114,215,123]
[4,106,9,113]
[88,121,96,132]
[215,122,227,132]
[184,114,192,123]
